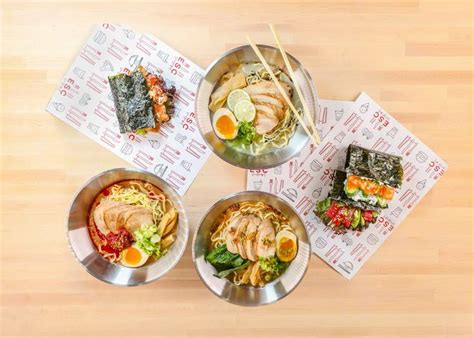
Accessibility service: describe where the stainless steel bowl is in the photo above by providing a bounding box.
[192,191,311,306]
[66,168,189,286]
[196,44,319,169]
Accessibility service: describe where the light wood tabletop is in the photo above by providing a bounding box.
[1,0,472,337]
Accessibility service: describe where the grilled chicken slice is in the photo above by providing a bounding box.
[254,110,279,135]
[236,217,250,259]
[225,215,241,254]
[256,219,276,258]
[244,216,260,261]
[251,94,284,110]
[243,80,291,98]
[252,97,285,120]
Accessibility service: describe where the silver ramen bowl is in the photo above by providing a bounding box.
[66,168,189,286]
[196,44,319,169]
[192,191,311,306]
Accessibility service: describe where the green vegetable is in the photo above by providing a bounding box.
[215,261,251,278]
[345,185,358,196]
[259,256,289,277]
[135,128,147,135]
[205,245,248,272]
[134,224,161,257]
[316,198,331,215]
[237,121,256,145]
[351,209,361,229]
[377,195,388,208]
[228,121,256,146]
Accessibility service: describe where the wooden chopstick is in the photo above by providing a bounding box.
[268,24,321,145]
[246,36,320,146]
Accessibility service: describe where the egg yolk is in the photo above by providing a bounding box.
[123,247,142,265]
[216,115,235,138]
[278,238,295,260]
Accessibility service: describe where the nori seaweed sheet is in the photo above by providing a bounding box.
[329,170,380,211]
[345,144,403,188]
[108,71,155,133]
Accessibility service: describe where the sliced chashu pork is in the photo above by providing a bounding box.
[93,200,128,235]
[116,207,153,235]
[244,216,260,261]
[103,204,141,232]
[256,218,276,258]
[225,215,241,254]
[93,199,153,237]
[235,216,250,259]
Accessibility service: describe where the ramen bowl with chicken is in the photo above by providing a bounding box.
[66,168,188,286]
[192,191,311,306]
[196,45,319,169]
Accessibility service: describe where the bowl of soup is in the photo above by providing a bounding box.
[196,44,319,169]
[192,191,311,306]
[66,168,189,286]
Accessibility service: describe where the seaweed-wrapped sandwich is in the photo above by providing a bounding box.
[315,145,403,234]
[108,66,176,134]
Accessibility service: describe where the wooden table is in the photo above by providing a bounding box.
[1,1,472,336]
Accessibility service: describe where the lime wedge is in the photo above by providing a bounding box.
[233,100,256,122]
[227,89,251,112]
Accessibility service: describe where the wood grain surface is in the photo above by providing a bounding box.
[1,0,472,337]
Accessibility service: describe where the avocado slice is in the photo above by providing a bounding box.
[344,184,359,196]
[377,196,388,208]
[351,209,361,229]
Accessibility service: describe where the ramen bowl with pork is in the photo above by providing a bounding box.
[66,168,188,286]
[192,191,311,306]
[196,45,318,169]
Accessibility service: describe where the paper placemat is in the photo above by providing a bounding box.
[247,99,354,193]
[253,93,448,279]
[47,24,211,195]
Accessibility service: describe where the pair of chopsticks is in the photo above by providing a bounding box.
[246,24,321,145]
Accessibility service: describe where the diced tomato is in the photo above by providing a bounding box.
[326,201,340,218]
[362,210,373,222]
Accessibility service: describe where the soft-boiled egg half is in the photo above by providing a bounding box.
[212,108,238,140]
[120,243,149,268]
[276,230,298,262]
